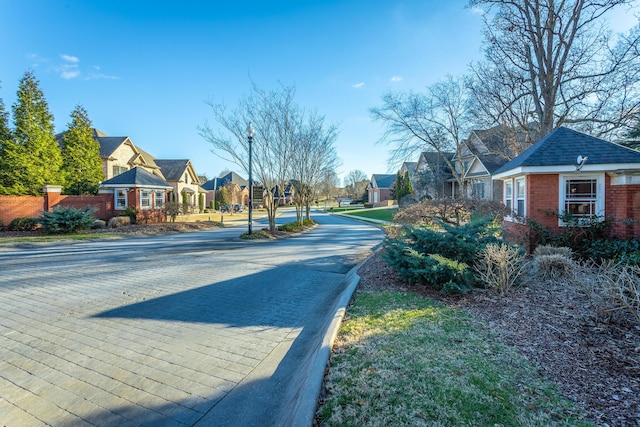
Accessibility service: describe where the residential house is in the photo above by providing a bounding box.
[492,126,640,246]
[367,174,396,205]
[452,126,536,201]
[202,171,249,208]
[98,166,173,222]
[414,151,453,199]
[154,159,206,211]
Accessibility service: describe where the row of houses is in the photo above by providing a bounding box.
[368,126,640,243]
[0,129,252,225]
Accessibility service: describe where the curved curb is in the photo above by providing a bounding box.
[290,262,362,426]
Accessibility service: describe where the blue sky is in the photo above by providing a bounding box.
[1,1,637,184]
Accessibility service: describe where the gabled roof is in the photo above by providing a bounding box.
[100,166,173,189]
[493,127,640,177]
[371,174,396,189]
[218,171,248,188]
[201,178,219,191]
[155,159,190,181]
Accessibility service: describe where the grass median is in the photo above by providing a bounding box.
[316,290,591,426]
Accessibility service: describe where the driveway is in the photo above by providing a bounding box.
[0,213,384,426]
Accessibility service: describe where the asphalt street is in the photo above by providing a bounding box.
[0,211,384,426]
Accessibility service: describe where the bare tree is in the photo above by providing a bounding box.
[289,111,341,223]
[318,169,341,207]
[468,0,640,139]
[343,169,370,201]
[370,75,472,194]
[199,82,298,232]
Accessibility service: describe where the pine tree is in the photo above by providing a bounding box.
[0,89,14,193]
[61,105,104,194]
[10,70,63,195]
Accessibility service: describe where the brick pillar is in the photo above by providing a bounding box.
[42,185,63,212]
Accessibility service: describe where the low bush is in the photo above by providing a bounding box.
[123,206,138,224]
[8,217,38,231]
[533,253,578,282]
[583,260,640,324]
[39,206,96,234]
[394,197,509,227]
[108,216,130,228]
[0,218,3,230]
[277,219,316,232]
[475,243,527,295]
[383,244,474,291]
[383,218,500,293]
[533,245,573,258]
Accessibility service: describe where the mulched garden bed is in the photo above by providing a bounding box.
[357,252,640,426]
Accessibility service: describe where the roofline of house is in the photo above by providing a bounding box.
[492,163,640,180]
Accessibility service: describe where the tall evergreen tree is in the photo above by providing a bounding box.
[10,70,63,195]
[0,88,14,193]
[61,105,103,194]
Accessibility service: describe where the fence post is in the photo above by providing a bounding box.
[42,185,63,212]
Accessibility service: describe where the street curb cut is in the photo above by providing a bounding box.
[290,262,362,426]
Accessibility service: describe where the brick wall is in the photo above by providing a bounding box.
[526,174,560,233]
[0,195,44,225]
[608,183,640,239]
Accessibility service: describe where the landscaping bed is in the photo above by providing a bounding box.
[338,252,640,426]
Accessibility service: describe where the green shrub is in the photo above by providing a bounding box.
[584,238,640,264]
[0,218,3,230]
[8,217,38,231]
[277,219,316,233]
[383,217,502,293]
[382,246,474,291]
[39,206,96,234]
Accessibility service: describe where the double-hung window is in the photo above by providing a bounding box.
[515,178,525,217]
[473,180,486,199]
[504,180,513,212]
[115,189,127,210]
[560,174,604,223]
[154,190,165,208]
[140,190,151,210]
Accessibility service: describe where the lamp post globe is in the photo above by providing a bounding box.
[246,123,255,235]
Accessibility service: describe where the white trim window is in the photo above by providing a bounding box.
[473,180,486,199]
[140,190,151,210]
[504,180,513,212]
[115,189,127,210]
[560,174,604,222]
[515,177,525,217]
[154,190,165,208]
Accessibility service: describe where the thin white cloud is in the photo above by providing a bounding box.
[86,72,120,80]
[60,54,80,63]
[390,75,402,82]
[471,6,484,14]
[352,82,365,89]
[61,70,80,79]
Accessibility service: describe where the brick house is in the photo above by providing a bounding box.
[98,166,173,222]
[154,159,206,211]
[367,174,396,205]
[492,127,640,246]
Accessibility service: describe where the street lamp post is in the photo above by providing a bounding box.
[246,123,255,235]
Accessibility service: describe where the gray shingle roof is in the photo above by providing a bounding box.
[100,167,173,188]
[493,127,640,175]
[155,159,189,181]
[372,174,396,189]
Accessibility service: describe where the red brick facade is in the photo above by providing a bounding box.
[0,187,166,226]
[503,173,640,250]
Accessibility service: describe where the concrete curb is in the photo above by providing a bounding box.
[290,262,362,426]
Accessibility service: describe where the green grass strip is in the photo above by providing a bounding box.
[317,291,592,427]
[343,208,397,222]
